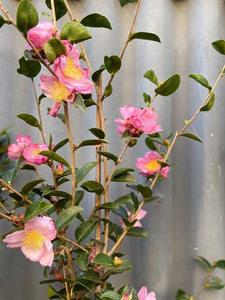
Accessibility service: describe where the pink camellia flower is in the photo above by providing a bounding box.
[53,43,94,94]
[138,286,156,300]
[26,22,58,50]
[16,135,32,147]
[136,151,170,178]
[39,74,75,117]
[115,105,162,137]
[23,143,49,165]
[3,216,57,267]
[7,143,24,159]
[119,209,147,229]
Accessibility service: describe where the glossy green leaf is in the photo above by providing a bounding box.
[20,164,36,171]
[111,173,136,183]
[0,15,11,28]
[39,151,70,168]
[101,291,121,300]
[42,190,72,199]
[137,184,152,199]
[144,69,159,86]
[97,151,118,163]
[52,138,69,152]
[60,21,92,44]
[92,66,106,84]
[76,252,89,271]
[95,202,120,211]
[129,32,160,43]
[72,93,88,113]
[175,289,190,300]
[16,0,38,34]
[76,161,97,186]
[77,139,106,148]
[81,180,104,195]
[104,55,121,75]
[92,253,114,267]
[114,195,133,205]
[127,227,148,238]
[194,255,212,271]
[17,113,40,129]
[74,279,94,292]
[44,38,66,64]
[21,179,45,195]
[24,201,53,221]
[112,168,134,177]
[48,285,63,299]
[17,56,41,78]
[111,260,133,273]
[104,84,113,97]
[55,206,83,231]
[81,13,112,30]
[155,74,180,96]
[89,128,105,139]
[45,0,67,20]
[75,190,85,205]
[75,219,97,243]
[2,168,18,184]
[212,40,225,55]
[200,93,215,112]
[179,133,203,143]
[119,0,138,7]
[206,276,225,289]
[83,269,102,284]
[189,73,212,90]
[143,92,151,105]
[214,260,225,270]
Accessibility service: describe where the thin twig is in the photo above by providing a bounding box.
[57,234,89,253]
[0,179,32,204]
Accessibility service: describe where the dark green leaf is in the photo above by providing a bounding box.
[194,255,212,271]
[206,276,225,289]
[114,195,133,205]
[179,133,203,143]
[16,0,38,34]
[48,285,62,299]
[143,92,151,105]
[104,55,121,75]
[77,139,106,148]
[76,161,97,186]
[76,252,89,271]
[200,93,215,112]
[175,289,190,300]
[155,74,180,96]
[39,150,70,168]
[21,179,45,195]
[60,21,92,44]
[24,201,53,221]
[95,202,120,211]
[42,190,72,199]
[111,173,136,183]
[53,138,69,152]
[75,219,97,243]
[92,253,114,267]
[72,93,88,113]
[44,38,66,64]
[212,40,225,55]
[20,164,36,171]
[129,32,160,43]
[81,180,104,195]
[89,128,105,139]
[214,260,225,270]
[111,260,133,273]
[119,0,138,7]
[101,291,121,300]
[81,13,112,30]
[92,66,106,84]
[75,190,85,205]
[189,73,212,90]
[112,168,134,177]
[97,151,118,163]
[127,227,148,238]
[74,279,94,292]
[55,206,83,231]
[104,84,113,97]
[83,269,102,284]
[144,70,159,86]
[0,15,11,28]
[45,0,67,20]
[137,184,152,198]
[17,113,40,129]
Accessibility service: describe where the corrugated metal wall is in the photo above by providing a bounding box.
[0,0,225,299]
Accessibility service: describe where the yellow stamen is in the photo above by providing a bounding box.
[64,57,83,80]
[22,230,45,250]
[33,146,41,156]
[145,160,159,171]
[49,81,71,101]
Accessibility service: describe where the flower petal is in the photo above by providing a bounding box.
[25,216,56,241]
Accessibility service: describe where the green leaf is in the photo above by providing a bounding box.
[95,202,120,211]
[24,201,53,221]
[214,260,225,270]
[189,73,212,90]
[76,161,97,186]
[119,0,138,7]
[39,151,70,168]
[76,252,89,271]
[144,69,159,86]
[179,133,203,143]
[75,219,97,243]
[129,32,161,43]
[104,84,113,97]
[92,253,114,267]
[53,138,69,152]
[127,227,148,238]
[21,179,45,195]
[17,56,41,78]
[193,255,212,271]
[77,139,106,148]
[81,13,112,30]
[206,276,225,289]
[74,279,94,292]
[89,128,105,139]
[42,190,72,200]
[155,74,180,96]
[143,92,151,105]
[55,206,83,231]
[45,0,67,20]
[81,180,104,195]
[17,113,40,129]
[175,289,190,300]
[92,66,106,84]
[200,93,215,112]
[111,260,133,273]
[20,164,36,171]
[44,38,66,64]
[16,0,38,34]
[212,40,225,55]
[60,21,92,44]
[101,291,121,300]
[0,15,11,28]
[48,285,63,299]
[97,151,118,163]
[104,55,121,75]
[72,94,88,113]
[137,184,152,199]
[111,168,136,183]
[112,168,134,178]
[83,269,102,284]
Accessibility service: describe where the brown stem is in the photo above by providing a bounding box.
[62,258,71,300]
[63,0,74,21]
[194,269,213,300]
[0,179,32,204]
[65,245,76,280]
[57,234,89,253]
[50,0,57,34]
[0,211,13,222]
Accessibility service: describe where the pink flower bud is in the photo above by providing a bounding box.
[55,164,64,176]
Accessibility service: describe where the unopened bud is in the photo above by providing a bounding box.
[121,294,132,300]
[113,256,122,267]
[163,139,170,148]
[55,164,64,176]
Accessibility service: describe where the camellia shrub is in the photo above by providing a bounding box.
[0,0,225,299]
